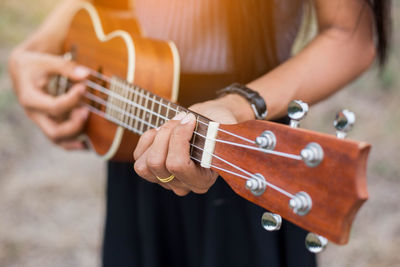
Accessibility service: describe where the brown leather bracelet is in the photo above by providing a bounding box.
[217,83,268,120]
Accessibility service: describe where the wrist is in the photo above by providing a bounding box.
[214,94,255,122]
[216,83,268,121]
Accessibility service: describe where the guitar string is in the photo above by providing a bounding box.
[193,132,302,161]
[83,99,244,175]
[84,90,256,154]
[88,70,256,145]
[85,79,303,161]
[82,98,295,199]
[190,144,295,198]
[84,91,154,132]
[86,71,302,198]
[189,155,296,199]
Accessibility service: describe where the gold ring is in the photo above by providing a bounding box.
[156,174,175,183]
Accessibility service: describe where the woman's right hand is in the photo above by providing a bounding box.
[9,50,91,150]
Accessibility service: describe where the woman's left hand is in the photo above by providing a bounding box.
[133,98,242,196]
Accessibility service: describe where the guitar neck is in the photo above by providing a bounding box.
[84,75,211,163]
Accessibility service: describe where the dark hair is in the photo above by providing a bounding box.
[369,0,392,66]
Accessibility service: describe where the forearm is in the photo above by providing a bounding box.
[14,0,88,54]
[248,27,375,120]
[219,0,376,122]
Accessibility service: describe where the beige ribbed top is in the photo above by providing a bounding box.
[134,0,303,78]
[135,0,230,72]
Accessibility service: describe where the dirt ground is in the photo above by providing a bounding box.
[1,1,399,266]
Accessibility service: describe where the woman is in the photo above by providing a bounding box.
[9,0,391,266]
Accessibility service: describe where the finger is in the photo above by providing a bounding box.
[58,140,87,150]
[136,144,190,195]
[146,112,192,196]
[134,150,159,183]
[30,106,89,143]
[166,113,217,192]
[134,150,173,191]
[133,129,157,161]
[169,185,191,197]
[146,112,186,179]
[20,83,86,117]
[38,53,90,81]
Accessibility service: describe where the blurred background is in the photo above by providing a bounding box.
[0,0,399,266]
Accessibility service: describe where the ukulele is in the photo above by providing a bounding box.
[52,1,370,252]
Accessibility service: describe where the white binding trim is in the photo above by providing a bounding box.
[167,41,180,103]
[201,121,220,168]
[77,2,136,160]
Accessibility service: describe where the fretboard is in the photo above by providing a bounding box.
[85,75,210,163]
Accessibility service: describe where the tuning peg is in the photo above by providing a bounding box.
[305,233,328,253]
[261,212,282,231]
[289,191,312,216]
[245,174,266,196]
[288,100,309,128]
[255,131,276,150]
[333,109,355,139]
[300,142,324,167]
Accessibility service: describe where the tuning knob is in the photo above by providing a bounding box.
[288,100,309,128]
[334,109,355,139]
[245,174,267,196]
[261,212,282,231]
[305,233,328,253]
[289,191,312,216]
[255,131,276,150]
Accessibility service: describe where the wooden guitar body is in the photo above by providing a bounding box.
[63,2,180,160]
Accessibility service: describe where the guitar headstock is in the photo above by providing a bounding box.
[210,101,370,251]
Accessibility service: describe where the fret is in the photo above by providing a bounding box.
[117,80,124,121]
[141,91,151,132]
[126,84,134,127]
[158,98,167,127]
[171,103,180,118]
[149,95,156,130]
[113,80,119,120]
[152,95,160,127]
[124,84,132,125]
[104,80,112,116]
[175,103,188,114]
[121,82,129,124]
[155,95,162,128]
[129,85,139,128]
[190,115,200,155]
[138,89,147,131]
[115,79,122,121]
[106,77,118,120]
[165,102,171,120]
[133,88,144,131]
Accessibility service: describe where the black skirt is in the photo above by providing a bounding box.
[102,161,316,267]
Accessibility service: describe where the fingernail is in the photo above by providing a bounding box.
[73,66,90,78]
[180,113,195,124]
[172,112,186,121]
[156,127,161,131]
[81,108,90,119]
